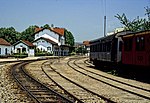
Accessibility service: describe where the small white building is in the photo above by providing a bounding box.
[33,27,69,56]
[33,37,57,54]
[0,38,12,56]
[83,41,90,56]
[13,40,35,56]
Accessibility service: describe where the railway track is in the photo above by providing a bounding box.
[11,61,75,103]
[42,60,115,103]
[41,61,83,103]
[83,58,150,92]
[11,56,150,102]
[66,57,150,102]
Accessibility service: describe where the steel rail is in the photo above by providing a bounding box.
[12,61,74,103]
[41,61,84,103]
[49,61,116,103]
[70,59,150,100]
[83,59,150,92]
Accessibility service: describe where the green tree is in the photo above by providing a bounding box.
[75,46,87,54]
[145,6,150,21]
[20,25,38,42]
[0,27,20,44]
[64,29,75,46]
[115,13,145,32]
[115,6,150,32]
[41,24,50,29]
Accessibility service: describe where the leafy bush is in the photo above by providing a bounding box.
[0,55,8,58]
[35,52,46,56]
[12,53,28,58]
[70,52,76,55]
[35,52,53,56]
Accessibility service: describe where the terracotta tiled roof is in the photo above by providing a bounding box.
[0,38,11,46]
[83,41,90,46]
[35,27,43,32]
[42,37,57,44]
[34,37,57,44]
[22,40,34,47]
[34,27,64,36]
[50,28,64,36]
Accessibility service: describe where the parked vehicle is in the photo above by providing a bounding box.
[90,30,150,69]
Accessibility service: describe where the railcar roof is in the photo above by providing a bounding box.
[120,30,150,38]
[90,31,132,44]
[90,34,116,44]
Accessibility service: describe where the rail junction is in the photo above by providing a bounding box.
[1,56,150,103]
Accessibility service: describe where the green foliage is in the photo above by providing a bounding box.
[20,25,38,42]
[115,6,150,32]
[0,27,20,44]
[64,29,75,46]
[35,48,53,56]
[12,53,28,58]
[42,24,50,29]
[35,52,53,56]
[107,70,118,76]
[70,52,76,55]
[0,24,75,49]
[145,6,150,21]
[75,46,87,54]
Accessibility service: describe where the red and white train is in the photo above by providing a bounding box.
[90,30,150,69]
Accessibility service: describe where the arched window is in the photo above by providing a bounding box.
[124,38,133,51]
[47,47,51,51]
[22,48,26,53]
[5,48,7,55]
[136,36,145,51]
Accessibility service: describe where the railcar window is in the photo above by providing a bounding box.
[119,41,122,51]
[97,44,99,52]
[107,42,111,52]
[90,45,92,52]
[92,45,94,52]
[136,36,145,51]
[103,43,106,52]
[95,44,97,52]
[95,44,96,52]
[98,44,100,51]
[102,43,104,52]
[124,38,132,51]
[93,45,96,52]
[100,43,102,52]
[90,46,91,52]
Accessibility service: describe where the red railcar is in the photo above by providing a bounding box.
[122,30,150,68]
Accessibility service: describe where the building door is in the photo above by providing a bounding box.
[5,48,7,55]
[17,48,21,53]
[22,47,26,53]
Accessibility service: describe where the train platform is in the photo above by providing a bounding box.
[0,56,58,62]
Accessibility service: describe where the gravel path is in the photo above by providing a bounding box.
[51,57,150,103]
[78,58,150,92]
[25,60,109,103]
[0,63,32,103]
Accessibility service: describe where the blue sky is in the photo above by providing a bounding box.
[0,0,149,42]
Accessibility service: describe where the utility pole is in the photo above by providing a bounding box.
[104,15,106,37]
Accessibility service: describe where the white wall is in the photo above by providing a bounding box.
[28,49,35,57]
[35,29,59,43]
[0,45,12,55]
[33,38,53,53]
[34,29,65,45]
[14,43,29,53]
[34,29,67,56]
